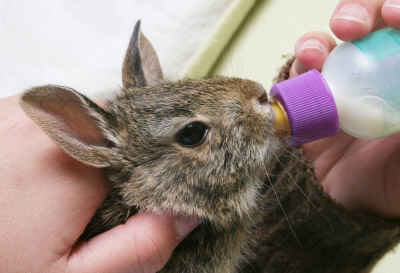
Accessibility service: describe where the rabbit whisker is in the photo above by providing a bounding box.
[271,150,335,234]
[265,171,302,247]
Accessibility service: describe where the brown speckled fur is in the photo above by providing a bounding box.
[20,22,400,273]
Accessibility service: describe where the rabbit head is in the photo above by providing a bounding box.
[20,21,282,230]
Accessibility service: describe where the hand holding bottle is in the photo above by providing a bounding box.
[289,0,400,218]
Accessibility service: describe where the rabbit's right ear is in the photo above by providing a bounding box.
[20,85,115,167]
[122,20,163,88]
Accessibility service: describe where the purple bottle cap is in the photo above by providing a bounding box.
[270,69,339,146]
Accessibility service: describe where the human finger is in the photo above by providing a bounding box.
[330,0,385,41]
[382,0,400,28]
[66,212,200,273]
[290,31,337,77]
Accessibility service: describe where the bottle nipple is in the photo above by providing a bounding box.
[270,99,290,137]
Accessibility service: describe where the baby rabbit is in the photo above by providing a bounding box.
[20,21,400,273]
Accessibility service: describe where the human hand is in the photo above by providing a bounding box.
[0,95,199,273]
[290,0,400,218]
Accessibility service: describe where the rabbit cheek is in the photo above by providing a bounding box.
[114,164,166,209]
[117,166,245,227]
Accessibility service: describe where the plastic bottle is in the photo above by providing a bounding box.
[269,28,400,146]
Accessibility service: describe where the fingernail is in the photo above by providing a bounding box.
[299,39,326,53]
[173,215,200,240]
[384,0,400,10]
[333,3,370,25]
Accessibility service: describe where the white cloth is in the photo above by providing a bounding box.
[0,0,231,97]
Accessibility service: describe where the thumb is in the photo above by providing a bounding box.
[66,212,200,273]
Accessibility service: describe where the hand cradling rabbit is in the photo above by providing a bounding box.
[20,21,400,273]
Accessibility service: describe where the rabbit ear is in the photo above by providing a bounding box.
[20,85,115,167]
[122,20,163,88]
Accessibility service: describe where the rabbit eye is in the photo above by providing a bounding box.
[175,121,209,147]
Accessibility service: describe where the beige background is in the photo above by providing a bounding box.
[209,0,400,272]
[211,0,338,85]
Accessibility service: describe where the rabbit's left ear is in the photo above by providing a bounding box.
[122,20,164,88]
[20,85,115,167]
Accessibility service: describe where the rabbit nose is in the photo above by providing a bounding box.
[250,83,268,105]
[258,92,269,105]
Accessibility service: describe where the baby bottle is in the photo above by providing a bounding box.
[270,28,400,146]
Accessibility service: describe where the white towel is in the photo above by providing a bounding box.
[0,0,232,97]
